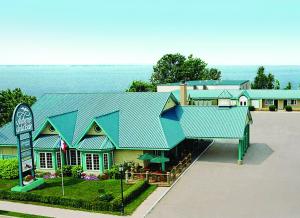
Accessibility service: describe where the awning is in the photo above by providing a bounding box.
[34,135,60,150]
[77,136,115,151]
[138,153,156,161]
[150,156,170,163]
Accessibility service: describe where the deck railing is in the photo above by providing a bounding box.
[125,153,192,187]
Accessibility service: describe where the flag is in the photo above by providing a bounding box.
[60,139,67,153]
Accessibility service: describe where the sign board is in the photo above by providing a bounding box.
[12,103,35,186]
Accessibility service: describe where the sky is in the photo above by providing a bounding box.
[0,0,299,65]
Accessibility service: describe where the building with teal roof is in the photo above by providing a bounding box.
[0,91,252,173]
[157,79,250,92]
[173,89,300,111]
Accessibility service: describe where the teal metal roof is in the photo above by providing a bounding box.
[160,108,185,149]
[246,90,300,99]
[77,136,115,151]
[33,135,59,150]
[173,89,300,101]
[176,106,251,139]
[218,90,233,99]
[160,80,249,86]
[0,92,175,150]
[0,92,252,150]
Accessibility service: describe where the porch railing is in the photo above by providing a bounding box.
[125,153,192,187]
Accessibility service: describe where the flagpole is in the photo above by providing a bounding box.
[60,138,65,196]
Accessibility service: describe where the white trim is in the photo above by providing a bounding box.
[103,153,109,170]
[39,152,53,169]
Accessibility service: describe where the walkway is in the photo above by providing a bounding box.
[146,112,300,218]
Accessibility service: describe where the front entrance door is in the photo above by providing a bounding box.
[274,100,278,109]
[284,100,287,108]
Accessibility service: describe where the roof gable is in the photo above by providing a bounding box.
[95,111,119,147]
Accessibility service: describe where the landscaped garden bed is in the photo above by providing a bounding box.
[0,159,157,215]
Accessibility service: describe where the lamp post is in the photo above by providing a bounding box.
[119,164,125,215]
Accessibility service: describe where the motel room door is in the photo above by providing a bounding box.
[274,100,278,109]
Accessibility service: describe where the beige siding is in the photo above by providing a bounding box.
[87,122,105,136]
[162,97,177,112]
[114,150,144,167]
[0,146,17,155]
[41,123,58,135]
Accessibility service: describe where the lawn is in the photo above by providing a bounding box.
[31,178,131,200]
[0,178,157,215]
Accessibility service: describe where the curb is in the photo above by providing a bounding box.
[143,140,214,217]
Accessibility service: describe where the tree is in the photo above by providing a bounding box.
[284,82,292,90]
[151,53,186,85]
[150,53,221,85]
[251,66,275,89]
[274,79,280,89]
[203,68,222,80]
[126,80,155,92]
[0,88,36,127]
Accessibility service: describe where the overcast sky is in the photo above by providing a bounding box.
[0,0,299,65]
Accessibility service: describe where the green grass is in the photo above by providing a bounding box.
[31,178,131,200]
[0,210,50,218]
[0,178,157,215]
[125,185,157,215]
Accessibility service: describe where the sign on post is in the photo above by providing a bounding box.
[13,103,35,187]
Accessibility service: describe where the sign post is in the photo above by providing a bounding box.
[11,103,45,192]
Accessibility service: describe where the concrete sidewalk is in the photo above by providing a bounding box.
[0,187,168,218]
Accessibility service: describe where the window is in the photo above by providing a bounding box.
[103,153,109,170]
[69,149,81,165]
[40,152,53,169]
[287,99,297,105]
[265,99,274,105]
[56,152,61,168]
[94,125,101,132]
[86,153,99,170]
[243,101,247,106]
[49,125,55,132]
[86,154,93,170]
[240,102,243,106]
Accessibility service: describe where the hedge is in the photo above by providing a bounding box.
[269,105,276,111]
[0,190,111,211]
[0,158,18,179]
[111,180,149,211]
[248,105,255,111]
[0,179,149,212]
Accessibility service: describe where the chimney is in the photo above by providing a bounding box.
[180,80,187,105]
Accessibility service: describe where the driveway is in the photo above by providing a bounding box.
[147,112,300,218]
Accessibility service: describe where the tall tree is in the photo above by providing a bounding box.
[251,66,275,89]
[284,82,292,90]
[126,80,155,92]
[150,53,221,85]
[0,88,36,127]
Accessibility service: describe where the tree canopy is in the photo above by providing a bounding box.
[150,54,221,85]
[0,88,36,127]
[126,80,155,92]
[251,66,275,89]
[284,82,292,90]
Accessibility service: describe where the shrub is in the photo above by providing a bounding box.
[56,165,72,177]
[96,192,114,202]
[285,105,293,112]
[107,165,120,179]
[269,105,276,111]
[110,180,149,211]
[248,105,255,111]
[0,158,18,179]
[71,165,83,178]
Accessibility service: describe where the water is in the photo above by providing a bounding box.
[0,65,299,97]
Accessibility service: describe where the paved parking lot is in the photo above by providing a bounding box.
[147,112,300,218]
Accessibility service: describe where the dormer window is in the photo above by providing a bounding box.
[94,125,101,133]
[49,125,55,132]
